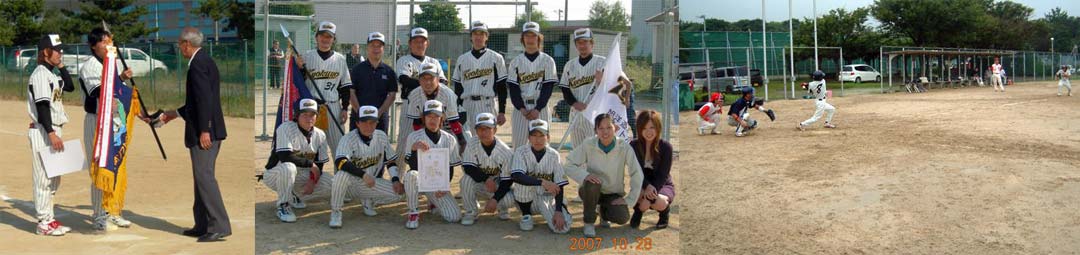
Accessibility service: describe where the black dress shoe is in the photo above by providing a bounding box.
[197,232,230,242]
[182,228,206,237]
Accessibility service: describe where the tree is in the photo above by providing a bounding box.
[70,0,156,44]
[588,0,630,32]
[794,8,882,61]
[227,0,254,40]
[0,0,44,46]
[192,0,228,43]
[515,9,550,31]
[1037,7,1080,52]
[872,0,990,47]
[414,0,464,31]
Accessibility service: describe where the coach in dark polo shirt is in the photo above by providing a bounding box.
[348,31,397,132]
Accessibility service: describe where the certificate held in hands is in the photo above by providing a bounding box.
[417,148,451,193]
[39,139,88,178]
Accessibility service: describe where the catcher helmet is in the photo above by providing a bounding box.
[741,86,754,96]
[710,92,722,102]
[812,70,826,81]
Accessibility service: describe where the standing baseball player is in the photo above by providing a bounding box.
[328,105,402,228]
[560,28,607,148]
[1057,65,1072,96]
[798,70,837,130]
[726,86,776,137]
[509,119,572,233]
[261,99,333,223]
[26,34,75,236]
[991,57,1005,92]
[459,112,516,226]
[508,22,558,148]
[696,92,723,135]
[399,100,463,229]
[79,27,135,231]
[294,21,352,164]
[564,114,643,237]
[406,62,465,150]
[395,27,446,166]
[453,21,509,137]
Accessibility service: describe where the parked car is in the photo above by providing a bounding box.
[750,68,763,87]
[839,64,881,83]
[73,48,169,77]
[9,48,35,71]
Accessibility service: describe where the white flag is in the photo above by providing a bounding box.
[582,33,631,140]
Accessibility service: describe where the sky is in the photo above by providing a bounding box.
[681,0,1080,24]
[395,0,634,28]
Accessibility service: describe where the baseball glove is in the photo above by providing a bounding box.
[765,109,776,121]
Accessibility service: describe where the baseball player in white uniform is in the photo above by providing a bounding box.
[261,99,333,223]
[295,21,352,163]
[406,62,465,152]
[509,119,572,233]
[328,106,403,228]
[27,34,75,236]
[696,92,724,135]
[798,70,837,130]
[399,100,463,229]
[453,21,509,137]
[560,28,606,149]
[395,27,446,166]
[991,57,1005,92]
[1057,65,1072,96]
[508,22,558,148]
[459,113,516,225]
[79,28,135,231]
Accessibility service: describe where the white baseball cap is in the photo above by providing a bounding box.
[522,22,541,35]
[410,27,429,39]
[422,100,444,116]
[470,21,489,33]
[317,21,337,36]
[474,113,496,128]
[419,62,440,77]
[572,28,593,41]
[367,32,386,44]
[298,98,318,114]
[357,105,379,121]
[528,119,549,134]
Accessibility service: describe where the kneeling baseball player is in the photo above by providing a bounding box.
[727,86,776,137]
[460,113,517,225]
[798,70,837,130]
[261,99,333,223]
[697,92,724,135]
[509,120,572,233]
[328,106,403,228]
[400,100,463,229]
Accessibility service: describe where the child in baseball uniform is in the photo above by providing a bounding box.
[696,92,723,135]
[798,70,837,130]
[406,62,466,156]
[991,57,1005,92]
[509,119,572,233]
[27,34,75,236]
[1057,65,1072,96]
[294,21,352,163]
[459,112,517,226]
[395,27,446,168]
[727,86,775,137]
[560,28,606,148]
[565,113,644,237]
[261,98,333,223]
[453,21,509,138]
[508,22,558,148]
[328,106,402,228]
[79,27,135,231]
[399,100,463,229]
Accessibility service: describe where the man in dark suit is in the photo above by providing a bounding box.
[146,27,231,242]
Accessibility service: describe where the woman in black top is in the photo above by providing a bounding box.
[629,110,674,229]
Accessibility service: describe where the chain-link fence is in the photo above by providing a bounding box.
[0,42,255,118]
[878,46,1079,93]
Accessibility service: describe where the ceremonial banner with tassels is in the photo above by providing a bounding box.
[91,46,139,215]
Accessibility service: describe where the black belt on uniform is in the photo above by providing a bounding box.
[526,99,536,105]
[469,95,492,101]
[818,98,823,101]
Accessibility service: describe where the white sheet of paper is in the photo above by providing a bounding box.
[417,148,450,193]
[38,139,88,178]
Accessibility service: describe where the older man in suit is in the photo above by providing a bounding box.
[146,27,231,242]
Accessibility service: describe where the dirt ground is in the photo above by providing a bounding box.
[0,99,255,254]
[253,90,679,254]
[678,81,1080,254]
